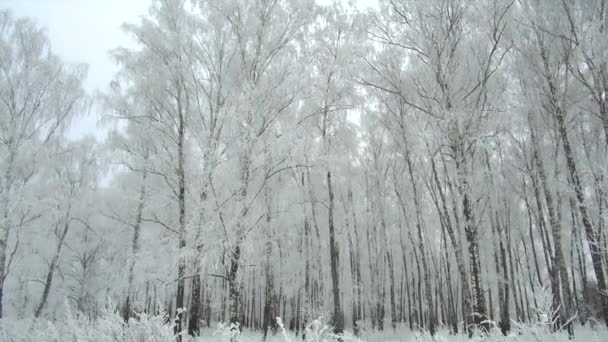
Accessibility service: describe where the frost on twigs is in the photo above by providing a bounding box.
[276,316,357,342]
[0,306,181,342]
[215,321,241,342]
[277,317,293,342]
[509,282,577,341]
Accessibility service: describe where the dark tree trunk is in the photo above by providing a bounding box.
[327,171,344,335]
[229,243,242,325]
[432,155,471,333]
[175,86,187,339]
[556,110,608,326]
[531,125,572,335]
[190,183,209,336]
[35,212,71,318]
[262,235,276,340]
[405,149,435,335]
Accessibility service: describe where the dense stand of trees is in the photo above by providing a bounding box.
[2,0,608,339]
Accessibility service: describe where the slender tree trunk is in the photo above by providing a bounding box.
[532,30,608,325]
[0,153,19,319]
[413,244,423,330]
[451,140,487,333]
[175,87,187,339]
[556,110,608,326]
[327,171,344,335]
[399,228,413,331]
[35,208,72,318]
[499,236,510,335]
[0,235,6,319]
[432,160,458,333]
[405,149,435,335]
[228,241,242,326]
[530,166,554,277]
[484,151,510,335]
[189,232,203,333]
[190,149,214,336]
[351,191,363,335]
[522,179,543,285]
[432,155,471,334]
[344,186,361,335]
[305,155,324,312]
[262,197,275,341]
[530,125,573,336]
[522,235,540,320]
[125,167,148,322]
[387,249,397,331]
[0,217,10,318]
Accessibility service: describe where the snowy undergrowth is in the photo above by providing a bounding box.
[1,311,607,342]
[0,307,178,342]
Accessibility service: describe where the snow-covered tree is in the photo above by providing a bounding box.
[0,10,87,317]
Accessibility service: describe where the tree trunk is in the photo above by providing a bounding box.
[262,206,275,340]
[327,171,344,335]
[530,125,574,336]
[556,110,608,326]
[125,167,147,322]
[175,86,187,339]
[431,155,471,333]
[228,241,242,328]
[450,134,487,333]
[35,210,71,318]
[0,221,9,318]
[522,179,543,284]
[405,148,435,335]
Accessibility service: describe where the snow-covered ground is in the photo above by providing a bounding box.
[1,311,608,342]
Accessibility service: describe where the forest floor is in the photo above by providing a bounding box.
[221,325,608,342]
[2,314,608,341]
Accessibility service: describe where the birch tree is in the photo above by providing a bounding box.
[34,139,99,318]
[0,11,87,317]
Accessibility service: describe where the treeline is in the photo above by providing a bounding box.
[1,0,608,339]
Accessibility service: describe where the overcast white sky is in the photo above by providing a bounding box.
[2,0,375,138]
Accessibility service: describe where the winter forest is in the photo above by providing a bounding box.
[2,0,608,341]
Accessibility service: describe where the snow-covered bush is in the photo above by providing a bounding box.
[214,321,241,342]
[0,309,607,342]
[0,307,181,342]
[276,316,359,342]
